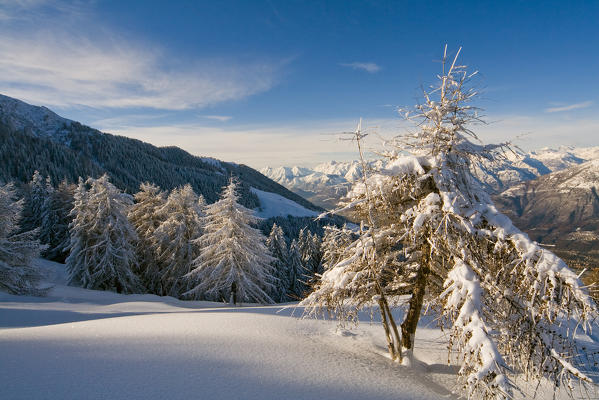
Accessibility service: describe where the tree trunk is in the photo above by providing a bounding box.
[401,249,430,351]
[378,297,402,362]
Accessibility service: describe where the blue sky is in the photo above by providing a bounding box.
[1,0,598,168]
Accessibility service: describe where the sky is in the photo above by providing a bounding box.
[0,0,598,168]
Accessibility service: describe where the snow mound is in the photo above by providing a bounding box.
[252,187,319,219]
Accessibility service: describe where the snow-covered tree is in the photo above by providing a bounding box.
[152,184,202,297]
[0,183,45,295]
[287,239,308,299]
[128,183,167,293]
[39,179,75,262]
[320,225,354,271]
[66,175,141,293]
[266,223,290,302]
[21,170,48,233]
[303,47,597,399]
[184,178,276,303]
[298,228,323,279]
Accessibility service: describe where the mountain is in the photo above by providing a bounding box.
[493,159,599,269]
[260,160,389,209]
[0,94,321,220]
[261,147,599,209]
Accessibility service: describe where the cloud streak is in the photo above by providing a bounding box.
[340,62,381,73]
[545,101,593,113]
[0,2,284,110]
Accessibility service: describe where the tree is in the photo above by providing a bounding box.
[302,47,597,399]
[21,170,48,233]
[152,184,203,297]
[66,175,141,293]
[320,225,353,271]
[184,178,276,303]
[298,228,323,282]
[128,183,167,293]
[0,183,45,295]
[39,179,75,262]
[266,223,290,302]
[287,239,308,299]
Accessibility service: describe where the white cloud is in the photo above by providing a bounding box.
[545,101,593,113]
[0,2,284,110]
[0,34,282,110]
[340,62,381,73]
[200,115,233,122]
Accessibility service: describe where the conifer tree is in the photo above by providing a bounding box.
[152,184,202,297]
[21,170,48,233]
[266,223,290,302]
[287,239,307,299]
[39,179,75,262]
[0,183,45,295]
[303,47,597,399]
[128,183,167,293]
[66,175,141,293]
[185,178,276,303]
[320,225,353,271]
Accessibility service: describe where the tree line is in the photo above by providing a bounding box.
[1,172,329,303]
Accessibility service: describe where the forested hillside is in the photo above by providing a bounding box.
[0,94,319,211]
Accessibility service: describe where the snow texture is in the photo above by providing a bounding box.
[1,259,596,400]
[251,187,319,219]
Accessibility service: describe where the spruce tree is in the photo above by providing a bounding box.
[266,223,290,302]
[39,179,75,262]
[287,239,307,299]
[21,170,48,233]
[152,184,202,297]
[0,183,45,295]
[66,175,141,293]
[185,178,276,303]
[128,183,167,293]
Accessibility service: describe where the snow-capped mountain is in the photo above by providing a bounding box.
[261,146,599,209]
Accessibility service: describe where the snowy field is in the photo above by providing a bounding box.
[0,259,596,400]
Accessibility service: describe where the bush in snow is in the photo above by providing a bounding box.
[184,178,276,303]
[66,175,142,293]
[0,182,45,295]
[302,47,598,399]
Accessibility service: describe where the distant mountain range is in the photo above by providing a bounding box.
[493,159,599,269]
[262,146,599,270]
[0,94,322,222]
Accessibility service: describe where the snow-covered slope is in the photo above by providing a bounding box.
[1,260,595,400]
[0,259,453,400]
[251,188,319,219]
[0,93,74,143]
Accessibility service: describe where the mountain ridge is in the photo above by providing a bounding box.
[0,93,321,215]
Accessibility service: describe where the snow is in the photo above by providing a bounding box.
[1,259,455,400]
[251,187,319,219]
[200,157,225,171]
[1,259,596,399]
[0,94,74,144]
